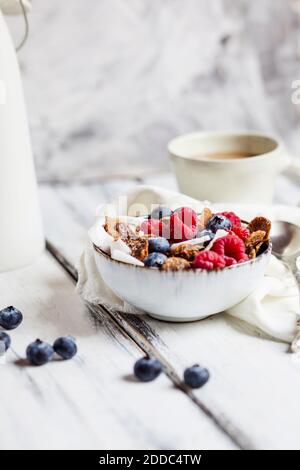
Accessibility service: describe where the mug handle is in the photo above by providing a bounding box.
[286,158,300,178]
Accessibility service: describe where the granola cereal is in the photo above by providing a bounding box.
[248,216,271,240]
[248,248,257,259]
[104,216,139,240]
[171,243,203,262]
[198,207,213,231]
[102,207,271,271]
[125,238,149,261]
[245,230,267,256]
[161,257,190,271]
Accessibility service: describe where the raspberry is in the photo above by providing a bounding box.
[224,256,237,267]
[162,213,196,242]
[211,235,246,262]
[238,254,249,263]
[218,211,241,227]
[193,251,226,270]
[174,207,197,228]
[228,226,250,241]
[141,219,162,236]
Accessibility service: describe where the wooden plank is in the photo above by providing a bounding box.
[0,251,235,450]
[40,184,249,449]
[40,181,300,449]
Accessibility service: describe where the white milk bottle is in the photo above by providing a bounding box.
[0,6,44,272]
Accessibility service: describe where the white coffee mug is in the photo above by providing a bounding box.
[168,131,291,204]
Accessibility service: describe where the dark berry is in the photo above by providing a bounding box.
[218,211,241,227]
[134,356,163,382]
[206,215,232,233]
[0,306,23,330]
[148,237,170,254]
[26,339,54,366]
[53,336,77,360]
[144,252,167,268]
[184,365,210,388]
[150,206,173,220]
[0,332,11,351]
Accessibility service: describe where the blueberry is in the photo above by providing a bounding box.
[144,252,167,268]
[0,332,11,351]
[150,206,172,220]
[53,336,77,360]
[0,306,23,330]
[206,215,232,233]
[184,364,210,389]
[148,237,170,254]
[26,339,54,366]
[134,356,163,382]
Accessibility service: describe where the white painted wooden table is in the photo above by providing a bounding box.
[1,171,300,450]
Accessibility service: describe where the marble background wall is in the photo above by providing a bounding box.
[7,0,300,182]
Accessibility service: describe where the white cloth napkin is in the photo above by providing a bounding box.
[77,185,300,346]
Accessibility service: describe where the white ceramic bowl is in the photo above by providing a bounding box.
[93,243,272,322]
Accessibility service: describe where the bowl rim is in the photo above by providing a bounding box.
[93,240,272,274]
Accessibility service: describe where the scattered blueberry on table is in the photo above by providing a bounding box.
[143,252,167,268]
[53,336,77,360]
[0,304,209,387]
[0,306,23,330]
[26,339,54,366]
[0,332,11,351]
[184,364,210,389]
[134,356,163,382]
[0,304,78,366]
[148,237,170,254]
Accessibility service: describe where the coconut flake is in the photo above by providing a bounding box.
[204,229,228,251]
[111,250,144,266]
[88,217,113,254]
[88,214,146,265]
[110,239,131,256]
[170,236,210,251]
